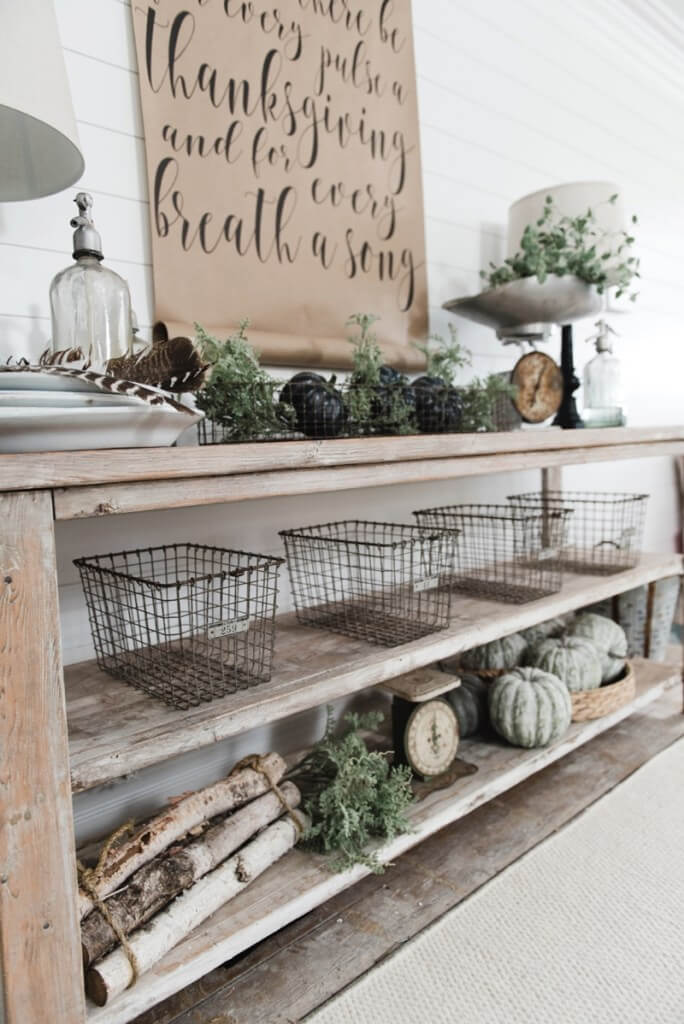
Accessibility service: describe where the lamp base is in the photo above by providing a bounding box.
[553,324,584,430]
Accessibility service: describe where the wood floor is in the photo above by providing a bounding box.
[131,685,684,1024]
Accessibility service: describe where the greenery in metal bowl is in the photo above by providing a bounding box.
[481,193,639,300]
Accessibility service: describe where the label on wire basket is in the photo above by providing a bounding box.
[537,547,560,562]
[208,617,252,639]
[413,575,441,593]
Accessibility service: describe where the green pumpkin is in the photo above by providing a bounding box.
[461,632,527,673]
[489,667,572,748]
[568,612,627,683]
[446,674,488,737]
[520,613,575,647]
[525,636,602,692]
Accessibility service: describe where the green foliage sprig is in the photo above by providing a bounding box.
[345,313,416,435]
[195,320,294,440]
[481,194,639,300]
[413,323,471,386]
[288,708,414,873]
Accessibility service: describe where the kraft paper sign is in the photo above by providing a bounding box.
[131,0,427,369]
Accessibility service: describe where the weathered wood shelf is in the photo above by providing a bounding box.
[66,551,682,792]
[1,426,682,518]
[85,657,680,1024]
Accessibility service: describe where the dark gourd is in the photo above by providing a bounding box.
[525,636,602,692]
[568,612,627,683]
[445,674,488,737]
[279,372,346,439]
[489,667,572,748]
[413,375,463,433]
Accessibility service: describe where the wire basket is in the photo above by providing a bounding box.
[197,376,419,444]
[279,521,457,646]
[507,491,648,574]
[197,376,510,444]
[413,504,571,603]
[74,544,284,710]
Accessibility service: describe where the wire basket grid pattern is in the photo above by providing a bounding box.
[279,521,458,646]
[413,504,571,604]
[507,491,648,574]
[75,543,284,709]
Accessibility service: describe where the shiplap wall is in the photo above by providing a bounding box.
[2,0,683,839]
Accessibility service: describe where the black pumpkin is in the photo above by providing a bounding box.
[279,372,346,439]
[413,375,463,433]
[446,673,489,737]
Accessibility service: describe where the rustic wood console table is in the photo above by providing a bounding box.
[2,426,683,1023]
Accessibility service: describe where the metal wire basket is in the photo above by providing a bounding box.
[413,504,571,603]
[507,491,648,574]
[279,521,457,646]
[74,544,284,709]
[197,376,510,444]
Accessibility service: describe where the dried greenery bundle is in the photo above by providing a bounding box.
[345,313,416,435]
[481,193,639,300]
[195,320,294,440]
[288,709,414,873]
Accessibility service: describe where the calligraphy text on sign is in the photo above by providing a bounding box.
[141,0,421,313]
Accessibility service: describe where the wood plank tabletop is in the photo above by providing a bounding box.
[1,426,683,495]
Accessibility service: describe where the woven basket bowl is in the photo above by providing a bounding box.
[570,660,635,722]
[463,667,507,681]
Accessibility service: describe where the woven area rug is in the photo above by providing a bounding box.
[307,738,684,1024]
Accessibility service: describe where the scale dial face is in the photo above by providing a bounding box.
[511,351,563,424]
[404,699,459,779]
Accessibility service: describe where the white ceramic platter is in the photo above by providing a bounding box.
[0,404,201,452]
[0,390,144,408]
[0,370,101,393]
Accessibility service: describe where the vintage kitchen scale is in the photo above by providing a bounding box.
[381,666,477,788]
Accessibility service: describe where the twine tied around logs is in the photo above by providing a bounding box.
[77,819,143,987]
[232,753,306,837]
[77,753,302,990]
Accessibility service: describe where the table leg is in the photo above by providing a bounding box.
[0,490,86,1022]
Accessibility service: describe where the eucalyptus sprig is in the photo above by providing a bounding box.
[195,320,294,440]
[413,323,471,387]
[481,194,639,300]
[288,708,414,873]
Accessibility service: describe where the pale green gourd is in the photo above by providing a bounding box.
[525,636,602,692]
[568,612,627,683]
[461,632,527,673]
[520,612,575,647]
[489,667,572,748]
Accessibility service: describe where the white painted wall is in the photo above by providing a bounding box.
[1,0,682,841]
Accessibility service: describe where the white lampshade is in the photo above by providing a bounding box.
[0,0,84,200]
[507,181,628,285]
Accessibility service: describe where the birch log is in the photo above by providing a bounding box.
[78,752,286,919]
[86,813,308,1006]
[81,783,301,967]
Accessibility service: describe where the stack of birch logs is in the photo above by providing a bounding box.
[79,753,306,1006]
